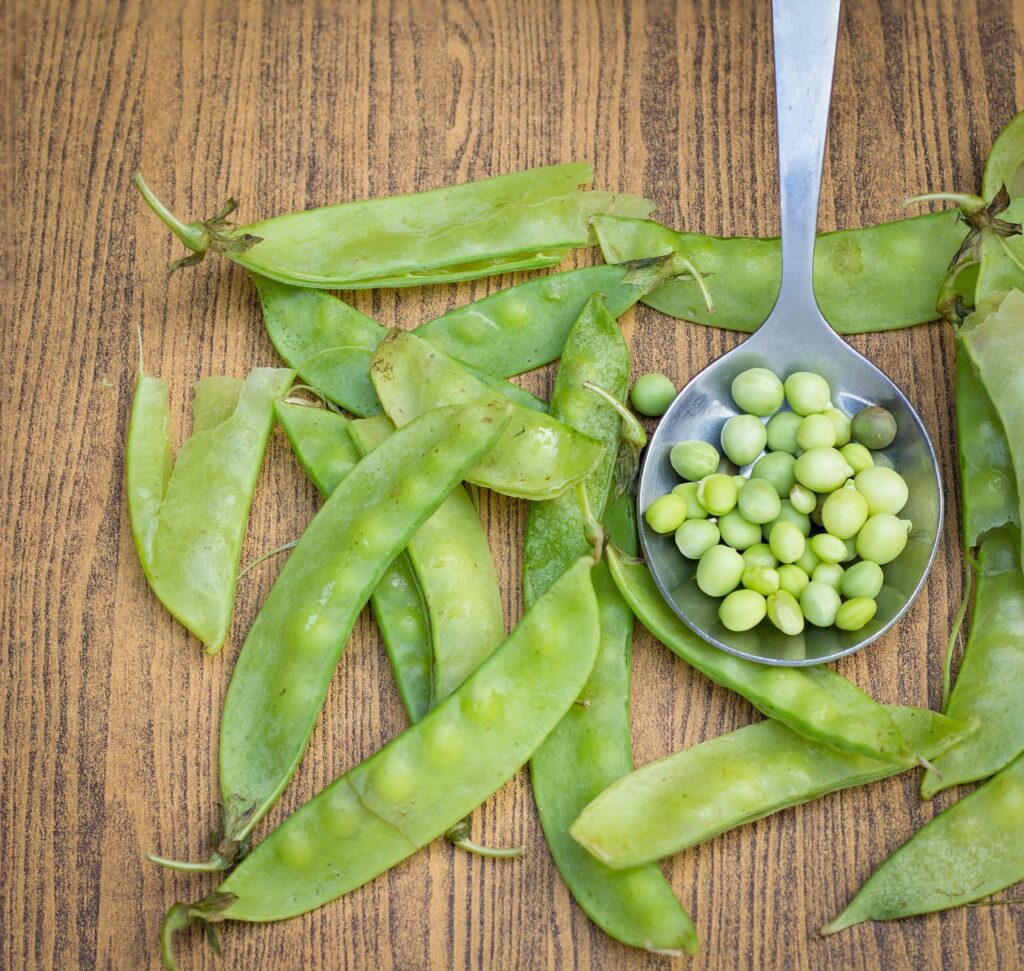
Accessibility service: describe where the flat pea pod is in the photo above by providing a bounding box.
[569,706,977,870]
[135,164,627,288]
[274,400,360,494]
[823,751,1024,934]
[371,330,604,500]
[605,549,915,765]
[127,365,294,653]
[593,209,967,333]
[921,527,1024,798]
[159,556,601,968]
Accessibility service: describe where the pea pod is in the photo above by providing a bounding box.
[606,549,915,765]
[371,330,605,500]
[823,752,1024,934]
[127,365,294,653]
[159,556,601,969]
[274,400,360,494]
[569,706,977,870]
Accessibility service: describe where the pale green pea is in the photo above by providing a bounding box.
[821,488,869,539]
[751,451,797,497]
[738,478,783,524]
[840,442,874,474]
[856,514,911,564]
[854,467,909,516]
[796,413,837,450]
[742,543,777,569]
[812,562,845,593]
[795,546,821,574]
[696,545,745,597]
[721,414,768,466]
[789,483,817,515]
[742,566,780,596]
[697,474,738,516]
[810,533,848,564]
[841,537,858,562]
[671,481,709,519]
[836,597,878,631]
[800,581,841,627]
[631,373,676,417]
[769,521,805,564]
[731,474,748,493]
[841,561,884,600]
[777,564,810,598]
[718,510,763,550]
[731,368,785,416]
[766,411,803,453]
[763,500,812,540]
[766,590,805,635]
[719,589,768,632]
[824,408,852,447]
[852,405,897,449]
[644,494,687,534]
[794,447,854,493]
[670,440,720,481]
[675,520,720,559]
[784,372,832,416]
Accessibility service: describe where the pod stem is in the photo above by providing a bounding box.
[444,820,524,859]
[582,382,647,448]
[942,555,975,710]
[159,893,235,971]
[145,851,232,873]
[576,482,605,562]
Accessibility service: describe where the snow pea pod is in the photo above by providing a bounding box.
[159,556,601,969]
[606,549,915,765]
[570,706,977,870]
[823,751,1024,934]
[127,365,294,653]
[921,527,1024,798]
[371,331,605,501]
[274,400,360,493]
[593,209,966,333]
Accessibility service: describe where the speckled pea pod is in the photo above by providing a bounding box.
[371,330,605,501]
[823,751,1024,934]
[606,549,915,765]
[921,528,1024,798]
[159,556,601,969]
[127,365,294,653]
[569,706,977,870]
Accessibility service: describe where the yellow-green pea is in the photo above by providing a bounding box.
[644,494,687,534]
[721,414,768,466]
[794,446,854,493]
[841,536,858,562]
[796,413,837,450]
[742,543,777,569]
[751,451,797,497]
[788,482,817,515]
[766,589,805,635]
[800,580,841,627]
[742,566,780,596]
[738,477,783,524]
[675,519,720,559]
[851,405,897,449]
[670,440,720,481]
[696,545,745,597]
[671,481,709,519]
[836,597,878,631]
[810,532,848,564]
[763,500,812,540]
[731,474,748,492]
[856,514,911,564]
[811,562,845,592]
[766,411,803,453]
[840,442,874,474]
[719,589,768,632]
[718,510,763,550]
[731,367,785,416]
[784,371,832,416]
[630,373,676,417]
[768,520,805,564]
[841,560,885,599]
[821,487,869,539]
[824,407,852,447]
[777,564,810,598]
[697,473,738,516]
[854,466,909,516]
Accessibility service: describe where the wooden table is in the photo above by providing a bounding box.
[5,1,1024,968]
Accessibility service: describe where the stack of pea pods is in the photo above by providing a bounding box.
[129,114,1024,967]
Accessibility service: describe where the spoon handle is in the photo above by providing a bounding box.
[766,0,842,335]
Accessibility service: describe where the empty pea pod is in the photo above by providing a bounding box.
[159,555,602,969]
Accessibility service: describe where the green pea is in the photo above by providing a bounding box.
[824,408,852,447]
[812,562,845,593]
[721,414,768,466]
[718,510,764,550]
[731,474,748,493]
[840,442,874,474]
[675,519,720,559]
[841,536,858,562]
[800,580,841,627]
[742,543,777,569]
[851,405,897,449]
[697,474,738,516]
[742,566,780,596]
[731,368,784,416]
[670,440,720,481]
[821,488,869,539]
[671,481,709,519]
[766,411,803,454]
[763,500,812,540]
[794,447,854,493]
[719,589,768,632]
[751,451,797,497]
[854,467,909,516]
[810,532,848,564]
[788,483,817,515]
[769,521,806,564]
[841,560,885,600]
[795,546,821,575]
[796,413,837,451]
[784,372,832,416]
[631,373,676,417]
[766,590,805,635]
[696,545,745,597]
[738,478,783,524]
[836,597,878,631]
[777,564,810,598]
[856,514,911,564]
[644,494,688,534]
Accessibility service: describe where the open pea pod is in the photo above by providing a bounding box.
[569,706,978,870]
[127,366,294,653]
[159,556,601,970]
[371,331,605,500]
[606,549,915,765]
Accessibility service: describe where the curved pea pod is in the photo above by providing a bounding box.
[159,556,601,967]
[593,210,967,333]
[922,527,1024,798]
[823,752,1024,934]
[127,365,294,653]
[274,401,360,494]
[371,331,604,500]
[606,549,916,765]
[982,109,1024,201]
[569,706,978,870]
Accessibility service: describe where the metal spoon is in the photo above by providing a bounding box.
[637,0,943,666]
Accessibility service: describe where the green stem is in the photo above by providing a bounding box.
[904,191,986,214]
[942,557,974,710]
[159,894,235,971]
[238,539,301,579]
[133,172,211,254]
[449,837,525,859]
[160,904,193,971]
[582,382,647,447]
[145,851,231,873]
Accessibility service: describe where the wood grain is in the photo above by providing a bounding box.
[4,1,1024,968]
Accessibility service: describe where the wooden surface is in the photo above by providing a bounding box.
[5,1,1024,968]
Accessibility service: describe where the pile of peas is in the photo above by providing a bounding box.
[642,367,910,635]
